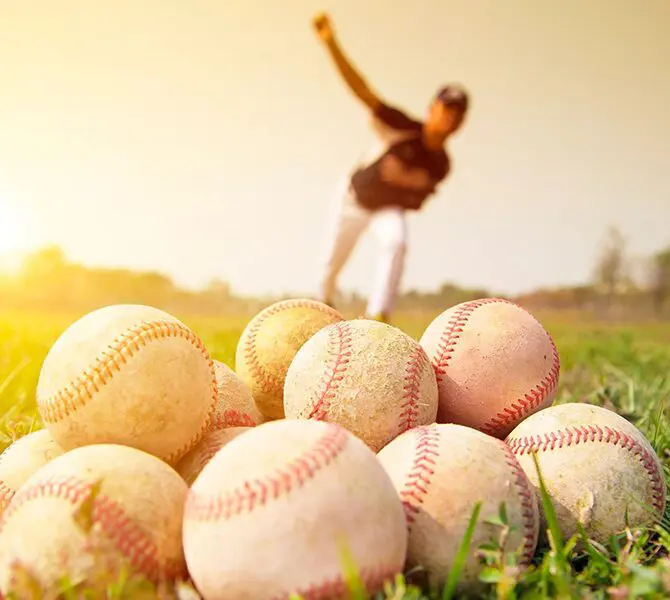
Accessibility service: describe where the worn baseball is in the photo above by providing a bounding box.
[183,419,407,600]
[419,298,560,439]
[0,444,188,596]
[506,402,667,544]
[235,298,344,420]
[175,427,250,486]
[0,429,64,516]
[36,304,218,466]
[377,423,539,592]
[210,360,264,429]
[284,319,438,453]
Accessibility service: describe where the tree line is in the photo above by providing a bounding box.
[0,228,668,318]
[514,226,670,317]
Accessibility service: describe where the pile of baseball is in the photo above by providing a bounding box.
[0,300,666,599]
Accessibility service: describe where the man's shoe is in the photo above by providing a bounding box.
[367,312,390,324]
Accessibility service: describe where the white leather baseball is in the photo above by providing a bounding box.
[284,319,438,453]
[0,429,64,516]
[235,299,344,420]
[175,427,250,486]
[506,402,666,544]
[0,444,188,596]
[419,298,559,438]
[377,423,539,592]
[183,419,408,600]
[36,304,217,466]
[210,360,264,429]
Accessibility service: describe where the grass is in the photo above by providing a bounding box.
[0,307,669,599]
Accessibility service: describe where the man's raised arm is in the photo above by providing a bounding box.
[312,12,383,113]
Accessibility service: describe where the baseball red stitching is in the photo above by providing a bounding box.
[398,346,430,433]
[179,431,237,484]
[215,409,257,429]
[241,299,343,394]
[272,563,400,600]
[0,474,186,582]
[481,336,560,437]
[506,425,666,514]
[500,442,538,562]
[399,426,440,526]
[197,437,228,466]
[185,423,349,522]
[307,322,353,421]
[200,429,245,463]
[37,320,218,465]
[430,298,560,437]
[431,298,506,381]
[0,482,14,511]
[0,441,16,511]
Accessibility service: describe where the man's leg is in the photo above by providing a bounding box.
[366,206,408,321]
[318,184,371,308]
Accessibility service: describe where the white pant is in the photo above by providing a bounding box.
[319,183,407,317]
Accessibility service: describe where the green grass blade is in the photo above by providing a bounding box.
[337,537,369,600]
[652,397,666,450]
[530,452,565,560]
[442,501,481,600]
[0,357,30,398]
[530,451,577,599]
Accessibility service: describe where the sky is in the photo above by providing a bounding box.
[1,0,669,298]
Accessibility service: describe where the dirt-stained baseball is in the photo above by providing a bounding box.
[235,298,344,420]
[377,423,539,592]
[0,429,64,516]
[505,402,666,544]
[419,298,560,438]
[183,419,408,600]
[284,319,438,453]
[175,427,250,486]
[0,444,188,597]
[210,360,264,429]
[36,304,218,466]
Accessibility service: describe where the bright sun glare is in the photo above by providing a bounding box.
[0,201,25,255]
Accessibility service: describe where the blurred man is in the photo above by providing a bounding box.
[312,12,469,323]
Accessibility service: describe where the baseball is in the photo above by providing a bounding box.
[235,298,344,420]
[36,304,218,466]
[183,419,408,600]
[0,443,188,596]
[210,360,264,429]
[175,426,250,486]
[505,402,667,545]
[284,319,438,453]
[0,428,64,516]
[377,423,539,592]
[419,298,560,438]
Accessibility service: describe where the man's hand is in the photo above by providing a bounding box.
[379,155,432,190]
[312,12,335,43]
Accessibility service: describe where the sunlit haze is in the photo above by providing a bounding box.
[0,198,28,256]
[1,0,669,297]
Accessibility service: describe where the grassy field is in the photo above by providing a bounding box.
[0,307,669,599]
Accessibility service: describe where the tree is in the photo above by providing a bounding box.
[650,247,670,315]
[17,246,72,307]
[593,226,630,299]
[20,246,68,281]
[205,278,231,298]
